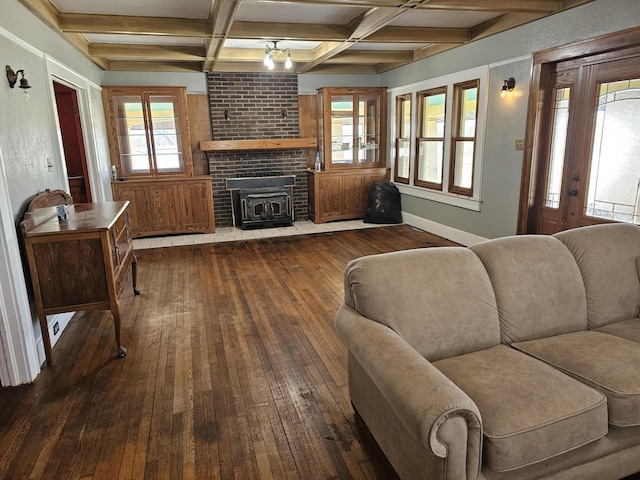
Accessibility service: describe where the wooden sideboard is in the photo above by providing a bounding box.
[21,201,139,367]
[111,176,215,238]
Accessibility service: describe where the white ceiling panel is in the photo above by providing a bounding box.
[223,38,321,50]
[388,9,499,28]
[351,42,423,51]
[234,0,365,25]
[50,0,211,19]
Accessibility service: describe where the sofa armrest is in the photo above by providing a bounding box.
[336,304,483,480]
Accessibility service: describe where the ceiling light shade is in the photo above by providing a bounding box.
[263,41,293,70]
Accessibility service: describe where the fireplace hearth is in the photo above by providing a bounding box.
[226,175,295,229]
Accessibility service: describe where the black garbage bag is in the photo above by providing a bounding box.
[364,181,402,224]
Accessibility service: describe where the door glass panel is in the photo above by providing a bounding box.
[114,95,151,174]
[585,79,640,223]
[149,96,183,173]
[545,87,571,209]
[358,95,380,164]
[330,95,354,165]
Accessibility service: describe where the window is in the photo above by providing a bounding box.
[449,80,479,196]
[103,87,192,178]
[389,66,488,211]
[394,94,411,183]
[416,87,446,190]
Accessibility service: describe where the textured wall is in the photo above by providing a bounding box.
[206,72,309,227]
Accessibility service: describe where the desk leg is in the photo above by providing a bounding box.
[38,310,54,367]
[132,253,140,296]
[111,301,127,358]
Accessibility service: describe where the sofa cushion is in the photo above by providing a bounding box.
[554,223,640,329]
[595,318,640,343]
[513,331,640,427]
[433,345,607,472]
[343,247,501,361]
[470,235,587,343]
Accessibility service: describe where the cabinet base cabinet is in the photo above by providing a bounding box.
[111,176,215,238]
[308,168,390,223]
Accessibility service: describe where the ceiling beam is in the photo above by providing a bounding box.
[89,43,206,61]
[470,12,546,41]
[364,26,469,43]
[298,4,412,73]
[204,0,241,71]
[59,13,211,37]
[328,50,414,63]
[107,61,203,72]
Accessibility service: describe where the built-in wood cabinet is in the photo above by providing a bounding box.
[308,168,390,223]
[21,201,138,367]
[309,87,389,223]
[111,177,215,237]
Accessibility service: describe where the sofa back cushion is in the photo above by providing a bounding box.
[470,235,587,343]
[343,247,500,361]
[554,223,640,328]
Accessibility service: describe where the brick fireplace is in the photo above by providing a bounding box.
[206,72,309,227]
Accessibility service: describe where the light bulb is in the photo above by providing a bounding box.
[284,52,292,69]
[267,57,275,70]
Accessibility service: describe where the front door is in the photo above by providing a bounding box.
[534,55,640,234]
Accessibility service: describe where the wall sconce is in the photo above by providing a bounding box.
[281,109,287,119]
[6,65,32,99]
[224,109,230,121]
[501,77,515,97]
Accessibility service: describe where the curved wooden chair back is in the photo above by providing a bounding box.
[26,189,73,212]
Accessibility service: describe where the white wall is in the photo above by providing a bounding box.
[0,0,108,385]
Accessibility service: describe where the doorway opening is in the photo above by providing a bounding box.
[53,81,92,203]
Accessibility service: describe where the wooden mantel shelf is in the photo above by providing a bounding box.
[200,138,316,152]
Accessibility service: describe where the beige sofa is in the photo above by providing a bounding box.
[335,223,640,480]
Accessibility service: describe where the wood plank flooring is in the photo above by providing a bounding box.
[0,225,458,480]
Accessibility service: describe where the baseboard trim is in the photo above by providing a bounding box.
[402,212,488,246]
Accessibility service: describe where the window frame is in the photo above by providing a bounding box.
[388,65,488,211]
[415,86,447,191]
[448,79,480,196]
[394,93,412,184]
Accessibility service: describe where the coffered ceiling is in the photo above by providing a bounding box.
[21,0,594,74]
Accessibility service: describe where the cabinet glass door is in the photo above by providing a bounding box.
[330,95,354,166]
[358,94,380,164]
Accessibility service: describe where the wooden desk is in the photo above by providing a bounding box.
[22,201,139,367]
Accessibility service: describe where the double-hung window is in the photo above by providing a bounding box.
[394,94,411,183]
[390,66,487,211]
[449,80,479,196]
[416,87,446,190]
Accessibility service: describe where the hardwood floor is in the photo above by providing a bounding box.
[0,225,458,480]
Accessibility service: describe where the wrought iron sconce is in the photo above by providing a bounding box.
[224,109,230,121]
[501,77,515,97]
[6,65,32,99]
[281,109,287,119]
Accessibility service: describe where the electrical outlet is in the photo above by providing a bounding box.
[46,157,54,172]
[515,139,524,151]
[53,321,59,336]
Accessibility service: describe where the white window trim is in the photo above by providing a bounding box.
[389,65,489,212]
